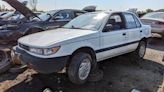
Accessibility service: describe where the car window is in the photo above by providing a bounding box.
[106,14,124,31]
[124,13,136,29]
[55,11,72,20]
[110,15,122,22]
[133,15,141,28]
[33,10,58,21]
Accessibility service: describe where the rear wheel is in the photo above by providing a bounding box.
[138,41,147,58]
[131,40,147,64]
[68,52,93,84]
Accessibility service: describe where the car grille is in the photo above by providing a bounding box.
[19,43,29,51]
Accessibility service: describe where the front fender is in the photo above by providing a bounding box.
[54,38,100,58]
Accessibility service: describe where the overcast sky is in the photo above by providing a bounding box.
[0,0,164,11]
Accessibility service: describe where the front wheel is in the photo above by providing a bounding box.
[68,52,93,85]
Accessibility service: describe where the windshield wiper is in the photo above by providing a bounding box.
[71,25,85,30]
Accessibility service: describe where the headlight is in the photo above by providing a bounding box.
[29,46,60,55]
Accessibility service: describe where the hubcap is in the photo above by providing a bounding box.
[139,42,146,58]
[78,58,91,80]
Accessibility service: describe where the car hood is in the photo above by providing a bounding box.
[3,0,39,20]
[18,28,97,48]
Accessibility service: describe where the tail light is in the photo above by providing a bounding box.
[154,21,164,25]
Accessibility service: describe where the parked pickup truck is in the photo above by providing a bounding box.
[14,11,151,84]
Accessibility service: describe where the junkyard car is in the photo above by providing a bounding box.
[15,11,151,84]
[0,13,26,26]
[0,0,89,44]
[141,12,164,37]
[0,0,95,74]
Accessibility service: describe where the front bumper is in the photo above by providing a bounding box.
[15,47,69,74]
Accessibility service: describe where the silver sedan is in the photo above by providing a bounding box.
[141,12,164,36]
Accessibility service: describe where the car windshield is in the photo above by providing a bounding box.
[33,10,58,21]
[0,12,6,16]
[1,12,14,18]
[142,12,164,20]
[63,12,108,30]
[7,14,24,20]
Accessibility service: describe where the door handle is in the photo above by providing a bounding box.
[122,33,126,36]
[140,30,143,33]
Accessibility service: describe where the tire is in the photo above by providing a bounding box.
[68,52,94,85]
[43,88,53,92]
[161,34,164,40]
[131,40,147,64]
[0,50,11,73]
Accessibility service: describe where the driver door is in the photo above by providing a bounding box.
[97,13,128,61]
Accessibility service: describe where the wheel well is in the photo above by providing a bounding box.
[67,47,96,66]
[141,37,148,42]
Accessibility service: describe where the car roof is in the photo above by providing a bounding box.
[85,10,135,15]
[48,9,86,13]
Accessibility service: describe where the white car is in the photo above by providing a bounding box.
[141,12,164,37]
[15,11,151,84]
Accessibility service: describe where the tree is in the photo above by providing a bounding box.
[29,0,37,11]
[137,9,154,18]
[146,9,154,13]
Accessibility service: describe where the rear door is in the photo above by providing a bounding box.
[123,13,142,50]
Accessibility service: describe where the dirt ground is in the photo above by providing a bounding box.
[0,38,163,92]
